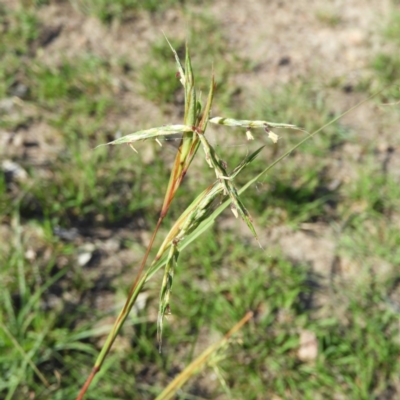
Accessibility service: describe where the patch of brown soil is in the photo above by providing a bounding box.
[211,0,391,88]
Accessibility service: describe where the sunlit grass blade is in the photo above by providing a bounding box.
[230,145,265,179]
[198,73,215,131]
[183,43,196,127]
[163,33,185,86]
[155,311,253,400]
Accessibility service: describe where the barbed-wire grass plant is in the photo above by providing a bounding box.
[76,38,383,399]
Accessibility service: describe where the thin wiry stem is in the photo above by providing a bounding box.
[155,311,254,400]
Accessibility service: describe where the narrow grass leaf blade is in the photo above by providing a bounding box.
[230,186,259,242]
[163,33,185,86]
[198,73,216,131]
[155,311,253,400]
[230,146,265,179]
[0,322,50,388]
[183,44,196,127]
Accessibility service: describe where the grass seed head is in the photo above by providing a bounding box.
[157,243,180,352]
[95,125,193,148]
[209,116,300,143]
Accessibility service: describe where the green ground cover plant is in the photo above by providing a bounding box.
[71,0,206,24]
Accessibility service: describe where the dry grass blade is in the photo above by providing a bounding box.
[155,311,254,400]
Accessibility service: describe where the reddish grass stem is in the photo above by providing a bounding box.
[76,149,190,399]
[76,367,99,400]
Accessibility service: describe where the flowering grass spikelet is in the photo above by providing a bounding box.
[157,242,179,352]
[209,116,300,143]
[95,125,194,149]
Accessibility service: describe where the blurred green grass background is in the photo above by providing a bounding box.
[1,1,400,399]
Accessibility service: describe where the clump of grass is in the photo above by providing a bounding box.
[0,6,39,56]
[364,7,400,101]
[383,8,400,45]
[0,215,101,400]
[71,0,206,24]
[0,6,39,99]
